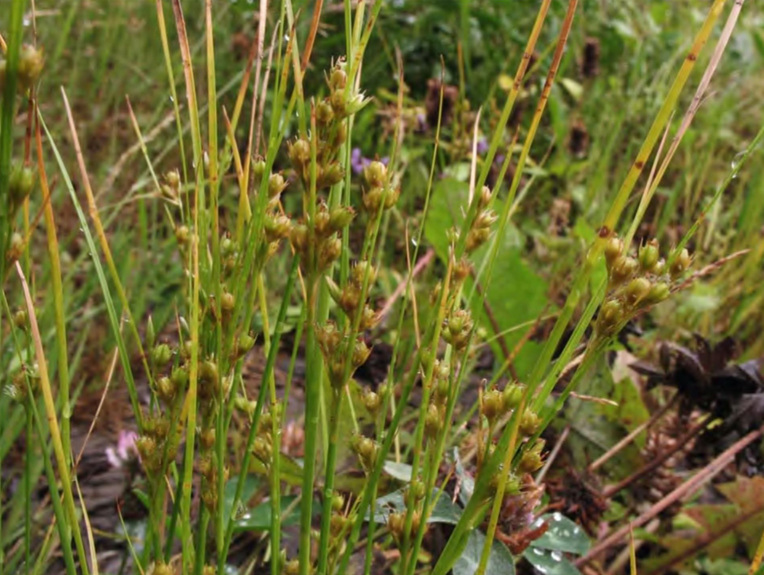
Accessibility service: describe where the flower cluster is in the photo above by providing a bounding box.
[2,45,44,270]
[596,236,691,337]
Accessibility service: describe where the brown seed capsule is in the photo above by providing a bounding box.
[288,139,311,171]
[610,256,638,286]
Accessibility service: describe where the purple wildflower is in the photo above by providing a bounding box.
[106,430,140,469]
[351,148,389,176]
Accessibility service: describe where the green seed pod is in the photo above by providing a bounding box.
[643,282,670,306]
[596,299,624,336]
[345,93,370,115]
[220,236,236,257]
[329,206,355,231]
[359,305,379,330]
[478,186,492,209]
[518,448,543,473]
[18,44,44,91]
[411,479,426,501]
[268,173,288,198]
[13,309,27,329]
[329,66,347,91]
[146,316,156,348]
[157,376,175,403]
[175,225,190,245]
[316,100,335,125]
[165,169,180,190]
[481,389,505,424]
[221,291,235,314]
[362,187,383,214]
[669,248,691,279]
[353,435,377,469]
[329,89,347,117]
[7,232,24,261]
[9,163,35,206]
[251,158,267,184]
[199,360,220,392]
[362,389,381,416]
[170,366,189,390]
[264,213,292,243]
[638,240,660,272]
[424,403,442,439]
[503,382,525,409]
[318,237,342,270]
[351,339,371,369]
[253,436,272,463]
[151,344,173,368]
[332,492,345,512]
[290,223,308,253]
[363,161,387,189]
[319,162,344,188]
[330,514,347,536]
[474,209,498,230]
[519,410,541,436]
[452,257,472,283]
[387,511,406,542]
[624,277,652,307]
[382,186,401,210]
[465,227,490,253]
[289,138,311,171]
[200,427,216,450]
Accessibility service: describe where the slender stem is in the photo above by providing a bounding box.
[299,276,320,575]
[316,388,343,575]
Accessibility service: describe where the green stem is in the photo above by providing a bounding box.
[316,388,343,575]
[299,275,321,575]
[0,0,27,282]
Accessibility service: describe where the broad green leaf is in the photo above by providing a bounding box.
[532,513,590,555]
[383,461,413,482]
[524,546,581,575]
[234,494,301,532]
[368,488,462,525]
[454,530,515,575]
[222,474,259,527]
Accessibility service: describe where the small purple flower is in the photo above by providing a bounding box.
[476,137,489,155]
[351,148,389,176]
[106,430,140,469]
